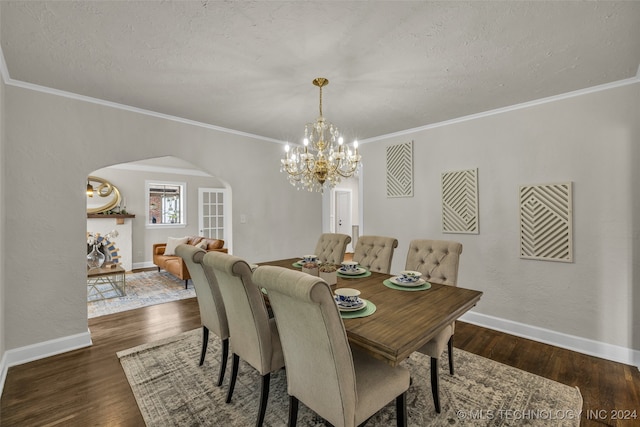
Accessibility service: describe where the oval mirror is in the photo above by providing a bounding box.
[86,176,121,214]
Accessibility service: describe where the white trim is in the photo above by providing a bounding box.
[0,352,8,397]
[359,77,640,144]
[0,46,10,85]
[3,48,638,148]
[0,47,283,145]
[0,330,92,394]
[132,261,157,270]
[460,310,640,369]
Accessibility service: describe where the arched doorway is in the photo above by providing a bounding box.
[86,156,231,317]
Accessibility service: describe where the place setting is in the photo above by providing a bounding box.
[383,270,432,291]
[337,261,371,278]
[293,254,318,268]
[334,287,376,319]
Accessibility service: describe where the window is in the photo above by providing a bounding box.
[146,181,186,226]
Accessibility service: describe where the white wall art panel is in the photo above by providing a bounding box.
[442,168,479,234]
[386,141,413,198]
[519,182,573,262]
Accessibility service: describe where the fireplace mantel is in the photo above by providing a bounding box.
[87,215,134,271]
[87,214,135,225]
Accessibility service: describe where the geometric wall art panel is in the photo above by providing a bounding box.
[442,168,479,234]
[386,141,413,198]
[519,182,573,262]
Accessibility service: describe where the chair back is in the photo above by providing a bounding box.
[405,239,463,286]
[201,251,279,374]
[352,235,398,274]
[176,244,229,340]
[253,266,357,427]
[314,233,352,265]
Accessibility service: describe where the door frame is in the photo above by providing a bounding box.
[332,188,353,252]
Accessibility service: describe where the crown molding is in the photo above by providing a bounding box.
[0,47,284,145]
[359,75,640,144]
[2,46,639,147]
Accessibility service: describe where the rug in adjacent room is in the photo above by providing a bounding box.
[118,329,583,426]
[88,270,195,318]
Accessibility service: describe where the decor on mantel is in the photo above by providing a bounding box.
[86,244,106,269]
[280,77,361,192]
[87,230,120,269]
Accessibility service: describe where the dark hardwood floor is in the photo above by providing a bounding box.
[1,297,638,426]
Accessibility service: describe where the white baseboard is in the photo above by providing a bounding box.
[460,311,640,369]
[0,330,92,396]
[132,261,156,270]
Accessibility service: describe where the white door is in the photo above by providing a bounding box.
[335,190,353,252]
[199,188,227,241]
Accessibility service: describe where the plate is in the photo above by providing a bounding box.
[334,298,367,312]
[338,267,367,276]
[389,276,427,287]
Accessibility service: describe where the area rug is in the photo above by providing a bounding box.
[118,329,583,426]
[88,270,195,318]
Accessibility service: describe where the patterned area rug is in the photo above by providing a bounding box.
[88,270,195,318]
[118,329,583,426]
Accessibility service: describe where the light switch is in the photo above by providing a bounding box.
[240,214,247,224]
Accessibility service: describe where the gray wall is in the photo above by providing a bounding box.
[0,46,6,365]
[1,66,638,367]
[4,84,321,350]
[360,82,640,351]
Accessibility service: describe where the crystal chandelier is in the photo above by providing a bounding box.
[281,78,361,192]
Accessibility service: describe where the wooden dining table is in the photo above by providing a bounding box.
[259,258,483,367]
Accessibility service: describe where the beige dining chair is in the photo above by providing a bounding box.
[201,251,284,427]
[352,235,399,274]
[405,239,463,413]
[175,244,229,386]
[253,265,410,427]
[314,233,352,265]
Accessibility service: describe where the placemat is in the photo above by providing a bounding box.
[337,270,372,279]
[339,299,376,318]
[383,278,431,291]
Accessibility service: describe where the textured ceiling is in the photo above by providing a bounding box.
[2,1,639,143]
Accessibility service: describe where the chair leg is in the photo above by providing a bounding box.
[256,373,271,427]
[184,279,189,289]
[396,392,408,427]
[217,338,229,387]
[288,395,299,427]
[199,326,209,366]
[430,357,441,413]
[226,353,240,403]
[448,336,454,375]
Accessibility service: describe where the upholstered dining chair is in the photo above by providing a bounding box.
[314,233,352,265]
[352,235,399,274]
[201,251,284,427]
[253,266,410,427]
[405,239,463,413]
[175,244,229,386]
